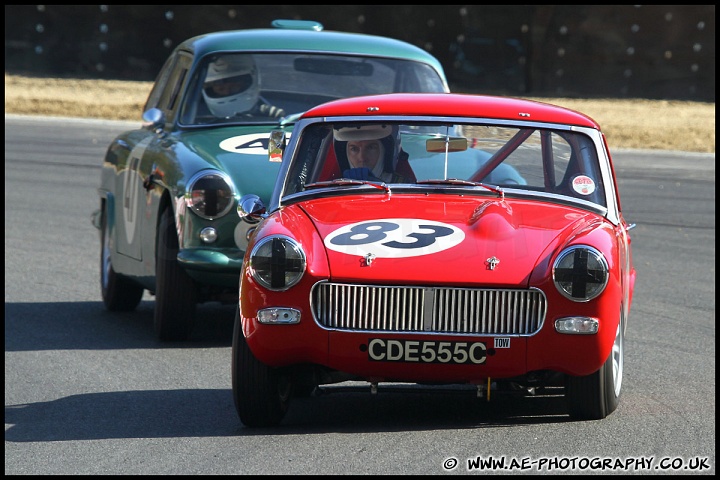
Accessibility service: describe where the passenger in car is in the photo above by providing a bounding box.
[333,124,416,183]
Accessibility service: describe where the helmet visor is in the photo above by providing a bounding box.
[204,73,253,98]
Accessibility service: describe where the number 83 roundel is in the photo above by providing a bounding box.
[324,219,465,258]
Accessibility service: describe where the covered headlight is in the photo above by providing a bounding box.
[249,235,306,291]
[553,245,608,301]
[185,171,235,219]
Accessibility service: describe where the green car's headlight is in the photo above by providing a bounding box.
[553,245,608,301]
[249,235,306,291]
[185,171,235,219]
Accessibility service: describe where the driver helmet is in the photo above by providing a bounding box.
[333,124,402,177]
[202,55,259,118]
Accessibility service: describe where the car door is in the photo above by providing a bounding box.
[116,52,192,263]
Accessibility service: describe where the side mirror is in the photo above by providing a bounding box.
[237,194,266,224]
[141,108,165,134]
[268,130,286,163]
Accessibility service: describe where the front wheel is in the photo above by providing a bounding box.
[100,205,143,311]
[566,314,624,420]
[232,308,292,427]
[154,207,196,341]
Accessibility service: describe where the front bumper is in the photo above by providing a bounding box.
[242,314,613,381]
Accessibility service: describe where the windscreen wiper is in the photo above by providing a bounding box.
[304,178,391,193]
[416,179,504,197]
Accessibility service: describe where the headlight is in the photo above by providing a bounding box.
[249,235,306,291]
[553,245,608,301]
[185,171,235,219]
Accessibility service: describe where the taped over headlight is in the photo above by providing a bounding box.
[185,171,235,219]
[553,245,608,301]
[249,235,306,291]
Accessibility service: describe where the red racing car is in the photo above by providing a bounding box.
[232,92,636,427]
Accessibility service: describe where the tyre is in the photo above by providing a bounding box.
[232,308,292,427]
[293,383,317,398]
[100,205,144,311]
[154,207,196,341]
[566,314,624,420]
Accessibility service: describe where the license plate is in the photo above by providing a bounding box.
[368,338,486,364]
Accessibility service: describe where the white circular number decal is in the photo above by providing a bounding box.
[325,219,464,258]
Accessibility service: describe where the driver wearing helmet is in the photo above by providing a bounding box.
[202,55,285,119]
[333,124,416,183]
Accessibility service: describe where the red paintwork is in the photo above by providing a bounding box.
[303,93,601,129]
[237,92,635,387]
[240,192,627,379]
[299,194,599,286]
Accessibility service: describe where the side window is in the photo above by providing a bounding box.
[156,53,192,124]
[558,132,606,206]
[285,125,332,195]
[143,51,192,124]
[144,54,177,112]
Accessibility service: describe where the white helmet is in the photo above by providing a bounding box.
[202,55,259,118]
[333,124,402,173]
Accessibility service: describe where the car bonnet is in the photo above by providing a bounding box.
[295,194,603,286]
[179,127,283,203]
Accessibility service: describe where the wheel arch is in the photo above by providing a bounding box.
[100,193,116,260]
[154,188,176,256]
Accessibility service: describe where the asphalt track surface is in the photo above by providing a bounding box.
[4,115,715,475]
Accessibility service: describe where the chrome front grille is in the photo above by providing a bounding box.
[311,283,546,335]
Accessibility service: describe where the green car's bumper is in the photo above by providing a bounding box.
[177,248,245,288]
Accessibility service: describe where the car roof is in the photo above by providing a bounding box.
[175,27,445,74]
[302,93,601,129]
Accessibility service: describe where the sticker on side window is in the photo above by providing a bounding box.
[571,175,596,195]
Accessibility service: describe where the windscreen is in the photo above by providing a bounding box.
[179,53,446,125]
[283,121,606,208]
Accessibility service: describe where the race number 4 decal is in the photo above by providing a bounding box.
[122,137,152,245]
[219,133,292,161]
[325,219,464,258]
